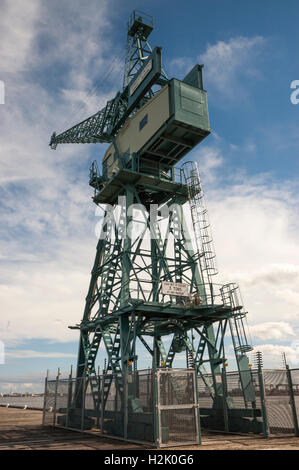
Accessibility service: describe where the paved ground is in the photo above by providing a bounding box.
[0,408,299,450]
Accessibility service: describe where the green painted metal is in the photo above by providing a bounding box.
[49,10,262,438]
[170,79,210,134]
[124,11,155,90]
[258,369,270,438]
[221,367,229,432]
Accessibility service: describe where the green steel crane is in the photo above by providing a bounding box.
[50,11,261,434]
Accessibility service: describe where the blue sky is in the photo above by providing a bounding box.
[0,0,299,392]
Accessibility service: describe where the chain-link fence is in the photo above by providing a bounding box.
[43,370,156,445]
[42,369,199,446]
[42,378,56,426]
[263,369,295,435]
[127,370,155,442]
[198,369,265,435]
[197,367,299,437]
[43,367,299,445]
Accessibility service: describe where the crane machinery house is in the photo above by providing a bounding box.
[102,65,210,182]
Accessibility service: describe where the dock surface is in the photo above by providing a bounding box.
[1,408,299,450]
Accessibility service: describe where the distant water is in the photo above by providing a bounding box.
[0,396,44,409]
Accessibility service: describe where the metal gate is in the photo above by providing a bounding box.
[156,369,200,447]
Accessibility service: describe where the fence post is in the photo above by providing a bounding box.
[96,374,101,429]
[154,369,160,448]
[258,369,269,438]
[222,367,229,433]
[101,374,104,435]
[286,366,299,436]
[124,372,128,439]
[194,366,202,444]
[53,368,60,427]
[81,375,86,432]
[42,369,49,426]
[66,373,72,428]
[254,352,269,438]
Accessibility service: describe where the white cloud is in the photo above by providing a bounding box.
[199,36,265,100]
[246,264,299,287]
[0,0,40,74]
[0,1,117,346]
[167,57,194,78]
[6,350,76,359]
[251,343,299,368]
[0,244,94,344]
[250,322,296,341]
[204,173,299,352]
[193,145,224,183]
[168,35,265,101]
[61,89,117,121]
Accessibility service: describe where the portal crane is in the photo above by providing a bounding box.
[50,11,260,436]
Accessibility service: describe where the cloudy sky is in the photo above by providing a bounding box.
[0,0,299,392]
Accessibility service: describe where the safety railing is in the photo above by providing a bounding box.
[126,282,241,309]
[90,155,185,196]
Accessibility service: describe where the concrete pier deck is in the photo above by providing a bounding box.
[1,408,299,450]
